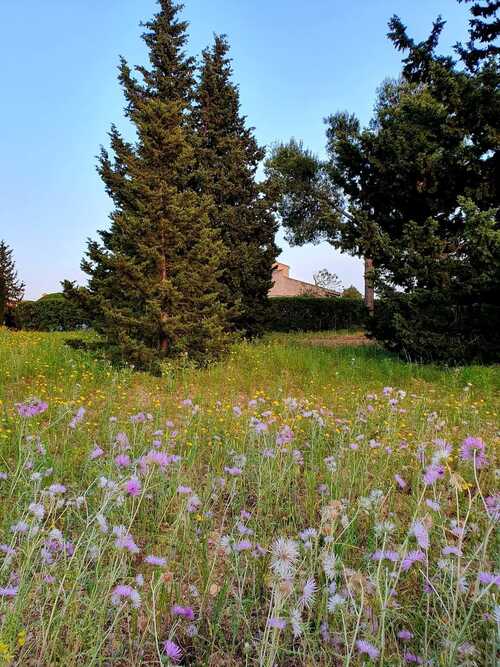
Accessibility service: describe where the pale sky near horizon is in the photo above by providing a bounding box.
[1,1,471,299]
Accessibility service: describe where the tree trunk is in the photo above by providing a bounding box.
[364,257,374,315]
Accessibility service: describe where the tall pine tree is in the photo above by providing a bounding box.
[0,240,24,325]
[193,35,278,336]
[65,1,229,370]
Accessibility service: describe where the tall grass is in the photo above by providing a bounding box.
[0,328,498,665]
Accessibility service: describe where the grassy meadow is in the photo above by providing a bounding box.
[0,327,498,665]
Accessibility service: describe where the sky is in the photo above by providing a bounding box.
[1,0,471,299]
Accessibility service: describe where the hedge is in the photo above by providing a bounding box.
[12,295,88,331]
[368,290,500,364]
[266,297,367,332]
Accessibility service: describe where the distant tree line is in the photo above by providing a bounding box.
[266,0,499,363]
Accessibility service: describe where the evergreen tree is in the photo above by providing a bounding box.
[455,0,500,69]
[0,240,24,325]
[193,35,278,336]
[65,1,229,370]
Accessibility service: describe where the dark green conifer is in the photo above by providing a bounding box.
[65,1,229,370]
[0,240,24,325]
[193,35,278,336]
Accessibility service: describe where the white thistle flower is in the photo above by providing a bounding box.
[271,538,299,579]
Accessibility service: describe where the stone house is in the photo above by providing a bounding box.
[268,263,339,297]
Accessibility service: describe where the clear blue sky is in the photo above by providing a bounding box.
[1,0,470,298]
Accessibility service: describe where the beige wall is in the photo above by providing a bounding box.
[269,265,337,297]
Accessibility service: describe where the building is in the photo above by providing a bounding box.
[269,263,338,297]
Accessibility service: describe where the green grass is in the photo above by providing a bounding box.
[0,328,498,665]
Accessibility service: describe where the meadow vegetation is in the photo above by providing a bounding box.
[0,327,498,665]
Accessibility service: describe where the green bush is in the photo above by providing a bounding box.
[368,290,500,364]
[12,296,88,331]
[266,297,367,332]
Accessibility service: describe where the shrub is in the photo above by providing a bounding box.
[12,296,88,331]
[266,297,367,332]
[369,290,500,364]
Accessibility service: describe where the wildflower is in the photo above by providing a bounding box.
[268,617,287,629]
[327,592,345,612]
[395,474,407,489]
[485,494,500,521]
[276,425,294,446]
[426,499,440,511]
[397,629,414,640]
[15,398,48,418]
[224,466,242,476]
[144,555,167,567]
[404,652,423,664]
[234,540,252,552]
[47,483,66,495]
[442,546,462,556]
[186,495,201,513]
[111,584,141,608]
[115,454,130,467]
[290,607,302,637]
[69,407,85,429]
[371,550,399,562]
[410,521,429,550]
[460,436,488,468]
[0,585,18,597]
[322,551,339,579]
[401,550,426,572]
[171,605,195,620]
[10,521,29,534]
[356,639,380,660]
[177,485,192,494]
[478,572,500,587]
[163,640,182,663]
[28,502,45,521]
[90,446,104,460]
[96,514,108,533]
[300,578,317,608]
[271,538,299,578]
[125,477,141,497]
[423,464,444,485]
[113,526,139,554]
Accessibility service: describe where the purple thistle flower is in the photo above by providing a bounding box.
[90,445,104,460]
[460,437,488,468]
[423,464,444,485]
[395,474,407,489]
[15,398,48,418]
[47,483,66,495]
[115,454,130,468]
[113,526,139,554]
[125,477,141,497]
[268,617,287,629]
[186,495,201,513]
[69,407,85,429]
[371,550,399,563]
[0,585,18,597]
[485,494,500,521]
[276,425,294,446]
[356,639,380,660]
[172,605,195,620]
[397,629,414,641]
[111,584,141,608]
[234,540,253,552]
[426,499,441,511]
[224,466,242,476]
[404,652,424,664]
[442,546,462,556]
[478,572,500,587]
[144,554,167,567]
[401,550,426,572]
[410,521,429,550]
[177,485,192,495]
[300,577,317,608]
[163,640,182,663]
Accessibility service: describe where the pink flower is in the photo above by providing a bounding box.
[90,446,104,460]
[401,550,426,572]
[115,454,130,468]
[111,584,141,608]
[125,477,141,497]
[0,585,18,597]
[16,398,48,418]
[144,555,166,567]
[172,605,195,620]
[410,521,429,550]
[397,629,414,641]
[423,464,444,485]
[163,640,182,662]
[395,474,407,489]
[460,437,488,468]
[356,639,380,660]
[478,572,500,587]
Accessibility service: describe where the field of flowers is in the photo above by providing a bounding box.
[0,327,498,666]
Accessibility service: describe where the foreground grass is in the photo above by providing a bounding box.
[0,328,498,665]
